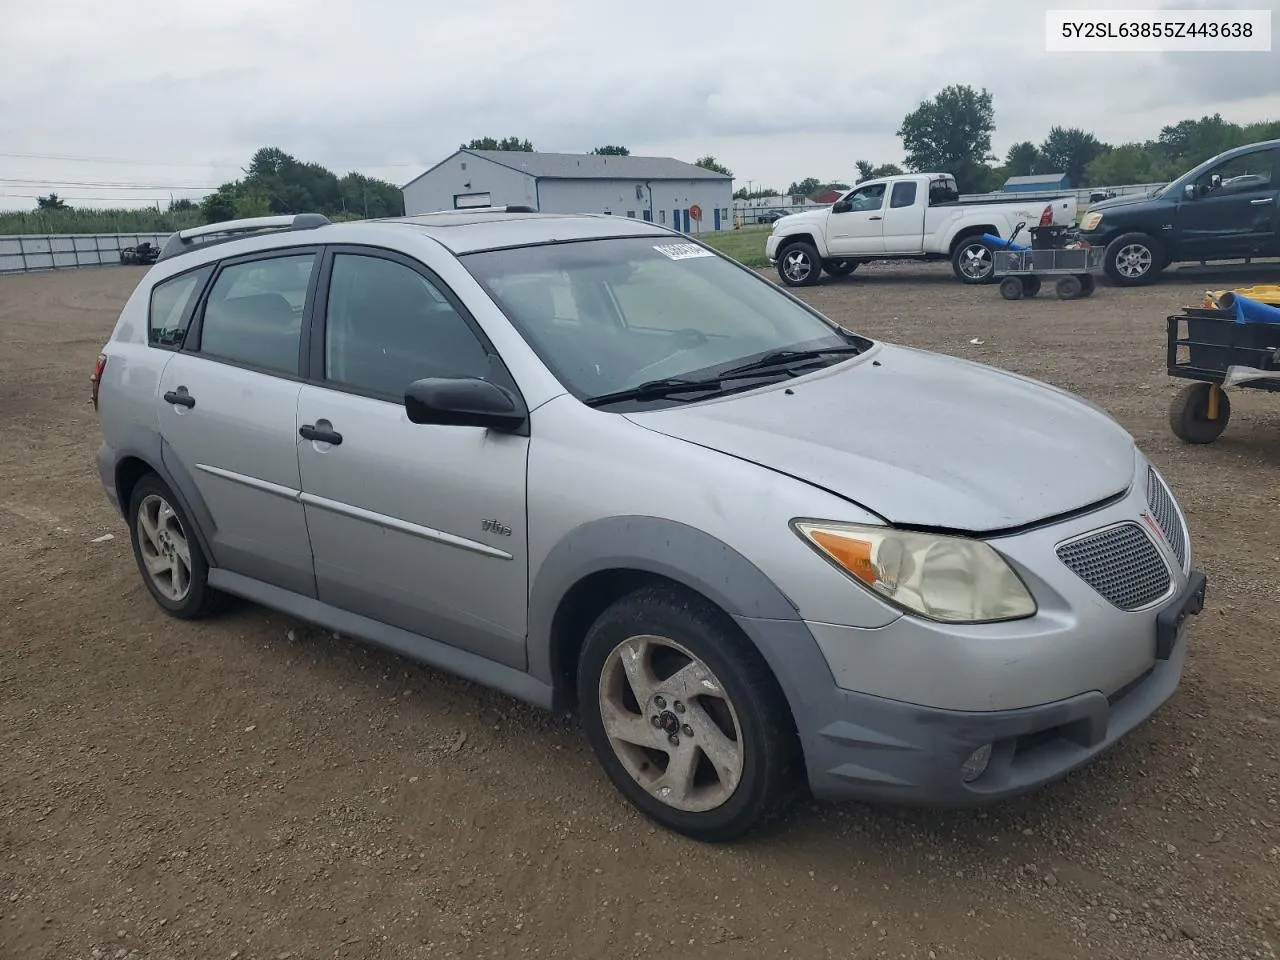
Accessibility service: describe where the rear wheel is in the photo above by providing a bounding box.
[1022,276,1042,297]
[577,585,800,842]
[127,474,224,619]
[1104,232,1163,286]
[1056,276,1083,300]
[999,277,1024,300]
[951,237,996,284]
[1169,382,1231,444]
[777,242,822,287]
[1078,274,1097,297]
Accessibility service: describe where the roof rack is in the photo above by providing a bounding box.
[414,205,539,216]
[157,213,331,262]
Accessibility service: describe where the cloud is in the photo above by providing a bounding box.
[1,0,1278,208]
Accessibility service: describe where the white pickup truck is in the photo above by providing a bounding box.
[764,173,1078,286]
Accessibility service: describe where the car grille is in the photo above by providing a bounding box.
[1145,467,1187,569]
[1056,523,1172,610]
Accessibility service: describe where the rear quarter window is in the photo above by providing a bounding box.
[148,265,213,347]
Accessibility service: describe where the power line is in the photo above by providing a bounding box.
[0,149,428,168]
[0,192,181,202]
[0,177,218,190]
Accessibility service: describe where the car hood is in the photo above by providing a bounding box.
[774,209,827,230]
[625,344,1136,533]
[1087,192,1163,214]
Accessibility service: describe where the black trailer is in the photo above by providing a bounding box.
[1166,307,1280,443]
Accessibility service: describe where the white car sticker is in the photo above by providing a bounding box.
[653,243,714,261]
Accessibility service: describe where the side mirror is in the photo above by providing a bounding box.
[832,199,851,214]
[404,377,528,433]
[1183,183,1197,201]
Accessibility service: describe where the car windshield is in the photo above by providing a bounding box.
[461,236,868,408]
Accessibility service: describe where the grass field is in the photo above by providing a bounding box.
[0,208,201,236]
[699,227,769,267]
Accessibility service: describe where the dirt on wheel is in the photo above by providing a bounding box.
[1,263,1278,960]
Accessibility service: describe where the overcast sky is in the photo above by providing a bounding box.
[1,0,1277,210]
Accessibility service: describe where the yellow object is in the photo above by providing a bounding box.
[1202,284,1280,308]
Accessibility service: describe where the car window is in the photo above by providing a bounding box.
[465,236,858,404]
[324,253,491,399]
[845,184,886,213]
[1204,149,1274,195]
[890,182,917,209]
[149,265,212,347]
[199,254,315,375]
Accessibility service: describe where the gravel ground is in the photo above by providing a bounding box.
[2,261,1278,960]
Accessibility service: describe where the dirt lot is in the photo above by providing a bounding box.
[2,261,1279,960]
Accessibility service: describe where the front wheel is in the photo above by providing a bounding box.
[776,242,822,287]
[577,585,800,842]
[1169,382,1231,444]
[1104,232,1164,286]
[951,237,997,284]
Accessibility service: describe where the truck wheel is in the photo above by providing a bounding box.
[823,259,859,277]
[1169,382,1230,444]
[777,242,822,287]
[951,237,996,284]
[999,277,1024,300]
[1104,233,1163,286]
[1022,276,1042,297]
[577,584,801,842]
[1055,276,1083,300]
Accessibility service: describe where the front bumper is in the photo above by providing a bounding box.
[792,570,1206,805]
[764,233,781,264]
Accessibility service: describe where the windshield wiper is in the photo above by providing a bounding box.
[716,343,863,379]
[583,376,735,408]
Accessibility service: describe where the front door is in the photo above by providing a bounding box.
[881,181,926,255]
[295,247,530,668]
[1177,146,1279,259]
[158,249,320,597]
[826,183,887,256]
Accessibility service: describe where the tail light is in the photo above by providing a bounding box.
[1038,204,1054,227]
[91,354,107,410]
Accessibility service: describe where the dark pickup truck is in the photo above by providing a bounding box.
[1077,139,1279,286]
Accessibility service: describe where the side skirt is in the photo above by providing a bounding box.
[208,569,555,710]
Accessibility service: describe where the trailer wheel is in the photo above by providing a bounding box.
[1169,382,1231,444]
[1055,276,1083,300]
[1078,274,1096,297]
[1022,276,1042,297]
[999,277,1024,301]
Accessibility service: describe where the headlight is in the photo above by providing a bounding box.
[1080,211,1103,231]
[792,520,1037,623]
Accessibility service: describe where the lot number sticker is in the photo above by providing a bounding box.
[653,243,714,260]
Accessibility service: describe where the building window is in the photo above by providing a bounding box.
[626,210,636,219]
[659,210,666,224]
[454,192,492,209]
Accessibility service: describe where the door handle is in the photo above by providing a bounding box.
[299,423,343,445]
[163,388,195,408]
[869,216,882,221]
[1250,198,1272,205]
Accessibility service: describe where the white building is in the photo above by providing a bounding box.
[401,149,735,232]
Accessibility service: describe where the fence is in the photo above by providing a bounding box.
[0,232,172,275]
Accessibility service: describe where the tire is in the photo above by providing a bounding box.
[1169,382,1230,444]
[1104,232,1164,286]
[1023,276,1042,297]
[127,473,224,619]
[999,277,1024,300]
[577,584,801,842]
[823,259,859,277]
[951,236,997,284]
[777,242,822,287]
[1078,274,1097,297]
[1056,276,1082,300]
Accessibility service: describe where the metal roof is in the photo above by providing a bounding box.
[1004,173,1068,186]
[403,150,731,190]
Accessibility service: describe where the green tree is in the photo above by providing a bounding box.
[786,177,821,196]
[199,184,238,223]
[233,189,273,219]
[733,186,778,199]
[1086,143,1168,186]
[463,136,534,151]
[1038,126,1108,185]
[694,155,733,177]
[897,84,995,192]
[590,145,630,155]
[36,193,67,210]
[168,198,197,212]
[855,161,903,182]
[1005,141,1039,177]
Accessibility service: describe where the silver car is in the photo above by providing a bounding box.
[93,210,1207,841]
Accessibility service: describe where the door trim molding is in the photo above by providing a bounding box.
[195,463,301,500]
[299,492,513,560]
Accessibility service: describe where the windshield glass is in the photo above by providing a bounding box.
[461,236,867,407]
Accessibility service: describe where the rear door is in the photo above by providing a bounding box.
[158,248,320,597]
[881,181,926,255]
[294,246,530,668]
[826,183,887,256]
